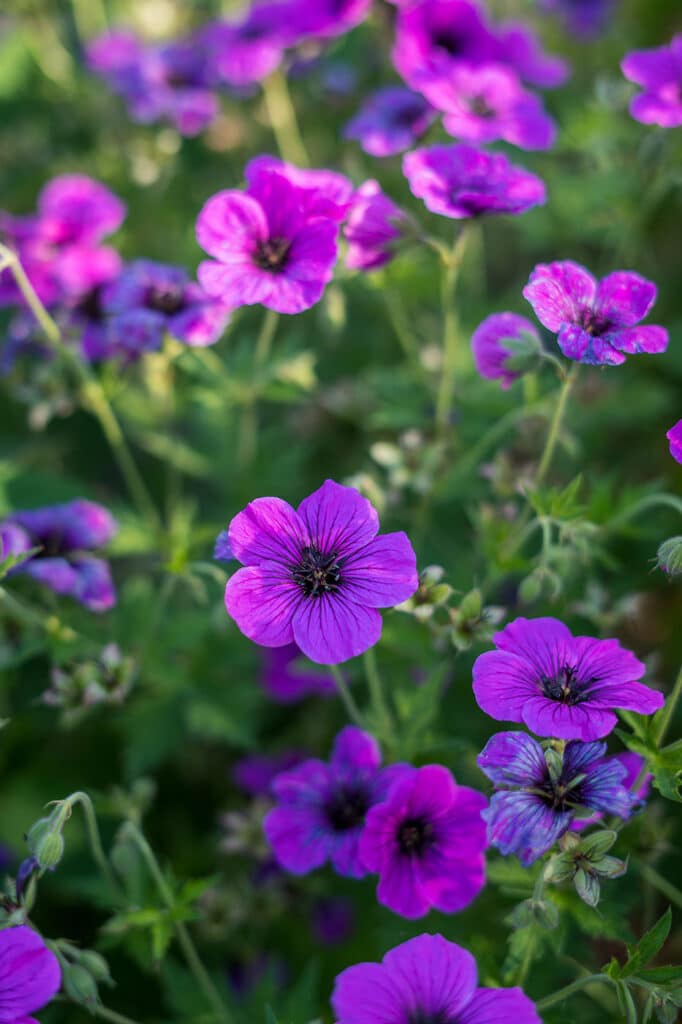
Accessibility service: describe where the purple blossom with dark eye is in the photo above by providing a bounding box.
[343,181,406,272]
[285,0,372,41]
[203,4,294,87]
[196,166,341,315]
[0,499,117,612]
[233,750,306,797]
[332,933,541,1024]
[221,479,418,664]
[403,143,546,219]
[0,925,61,1022]
[420,62,557,150]
[477,732,635,865]
[472,617,664,741]
[523,260,669,366]
[344,87,436,157]
[264,726,410,878]
[359,764,488,919]
[244,155,354,223]
[540,0,614,38]
[471,312,540,389]
[621,35,682,128]
[668,421,682,464]
[262,643,336,702]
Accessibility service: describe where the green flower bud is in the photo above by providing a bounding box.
[26,817,53,854]
[78,950,113,985]
[34,832,64,870]
[459,588,482,621]
[62,962,99,1008]
[574,867,600,907]
[657,536,682,577]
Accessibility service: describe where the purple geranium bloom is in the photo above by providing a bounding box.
[0,499,117,612]
[572,751,651,830]
[359,764,487,919]
[0,925,61,1024]
[478,731,634,864]
[222,480,418,664]
[540,0,614,38]
[403,143,546,219]
[204,4,293,87]
[472,617,664,741]
[420,62,556,149]
[667,420,682,464]
[196,166,341,315]
[262,642,336,702]
[621,35,682,128]
[344,181,406,272]
[233,750,306,797]
[264,726,409,878]
[244,155,354,222]
[286,0,372,41]
[332,932,541,1024]
[344,87,436,157]
[493,21,569,88]
[471,311,539,389]
[523,260,669,366]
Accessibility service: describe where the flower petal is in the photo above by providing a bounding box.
[342,532,418,608]
[523,260,597,331]
[297,480,379,557]
[0,926,61,1019]
[605,325,668,355]
[228,496,308,566]
[224,564,299,648]
[457,987,541,1024]
[195,190,267,262]
[292,592,382,665]
[557,324,626,366]
[263,806,329,875]
[477,731,547,787]
[483,791,571,865]
[520,694,617,741]
[383,934,478,1019]
[472,650,540,723]
[595,271,656,327]
[331,726,381,773]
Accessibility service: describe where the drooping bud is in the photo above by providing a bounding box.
[61,962,100,1009]
[656,536,682,578]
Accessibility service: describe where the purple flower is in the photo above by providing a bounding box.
[359,764,487,919]
[668,420,682,464]
[244,155,354,222]
[343,181,406,272]
[471,312,539,389]
[222,479,418,664]
[204,5,293,87]
[332,933,541,1024]
[523,260,669,366]
[312,897,354,945]
[262,643,336,702]
[472,616,664,741]
[233,751,306,797]
[621,35,682,128]
[494,21,569,89]
[0,499,117,612]
[403,143,546,219]
[420,62,556,149]
[572,751,651,830]
[263,726,409,878]
[540,0,614,38]
[0,925,61,1023]
[196,165,341,315]
[285,0,372,41]
[344,87,436,157]
[477,731,634,864]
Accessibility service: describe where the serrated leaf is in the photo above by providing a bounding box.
[619,909,672,979]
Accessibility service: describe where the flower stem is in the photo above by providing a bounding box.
[93,1005,144,1024]
[654,664,682,747]
[62,791,122,901]
[262,68,309,167]
[363,647,393,738]
[638,862,682,910]
[330,665,365,728]
[434,225,471,435]
[237,308,279,470]
[535,973,612,1012]
[534,363,579,487]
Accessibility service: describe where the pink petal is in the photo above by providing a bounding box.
[523,260,596,331]
[224,564,299,648]
[342,531,418,608]
[228,496,308,566]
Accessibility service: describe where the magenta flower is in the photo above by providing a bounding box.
[332,933,541,1024]
[0,925,61,1023]
[244,155,354,222]
[473,617,664,741]
[471,312,539,389]
[221,480,418,664]
[264,726,409,878]
[344,87,436,157]
[359,765,487,919]
[285,0,372,41]
[196,165,341,315]
[0,499,117,612]
[344,181,406,272]
[494,21,569,88]
[668,420,682,464]
[403,143,546,219]
[523,260,669,365]
[420,62,556,150]
[621,35,682,128]
[204,4,294,87]
[392,0,497,91]
[478,732,634,865]
[262,643,336,702]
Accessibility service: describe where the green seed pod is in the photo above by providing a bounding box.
[34,831,64,870]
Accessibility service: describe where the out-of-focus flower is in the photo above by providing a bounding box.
[262,643,336,702]
[668,421,682,464]
[233,751,307,798]
[471,311,541,388]
[244,155,354,222]
[572,751,651,830]
[494,20,569,88]
[540,0,615,37]
[656,537,682,578]
[42,644,136,722]
[343,181,407,272]
[285,0,372,41]
[523,260,668,365]
[0,926,61,1021]
[204,4,294,87]
[344,87,436,157]
[621,35,682,128]
[312,897,354,945]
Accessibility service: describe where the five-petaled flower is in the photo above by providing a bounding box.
[344,87,436,157]
[0,925,61,1024]
[343,181,407,272]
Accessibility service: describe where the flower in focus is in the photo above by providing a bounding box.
[0,499,117,612]
[621,35,682,128]
[523,260,669,365]
[471,311,541,389]
[472,616,664,740]
[261,642,336,702]
[196,164,342,315]
[343,181,407,272]
[332,933,541,1024]
[668,420,682,464]
[359,764,487,918]
[204,4,294,87]
[403,143,546,219]
[477,731,635,865]
[0,925,61,1022]
[220,479,418,664]
[420,62,556,149]
[244,155,354,221]
[264,726,410,877]
[344,87,436,157]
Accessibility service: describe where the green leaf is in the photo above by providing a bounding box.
[618,908,672,979]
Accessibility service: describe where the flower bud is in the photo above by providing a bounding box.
[62,962,99,1008]
[34,832,64,870]
[656,536,682,577]
[78,950,113,985]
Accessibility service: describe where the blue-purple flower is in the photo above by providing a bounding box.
[343,181,407,272]
[344,87,436,157]
[621,35,682,128]
[0,926,61,1023]
[471,311,540,389]
[204,4,294,87]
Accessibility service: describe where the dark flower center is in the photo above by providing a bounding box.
[577,307,613,336]
[395,102,426,127]
[397,816,435,855]
[76,285,105,323]
[540,664,591,705]
[431,29,464,57]
[292,546,343,598]
[253,237,291,272]
[145,284,186,316]
[325,785,370,831]
[469,94,495,118]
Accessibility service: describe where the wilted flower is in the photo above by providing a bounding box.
[667,420,682,464]
[344,87,436,157]
[343,181,407,272]
[523,260,669,365]
[332,933,541,1024]
[261,642,336,702]
[471,311,541,389]
[621,35,682,128]
[359,764,487,918]
[0,926,61,1022]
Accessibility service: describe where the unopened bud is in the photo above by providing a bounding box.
[34,832,64,870]
[657,536,682,577]
[62,963,99,1008]
[78,950,113,985]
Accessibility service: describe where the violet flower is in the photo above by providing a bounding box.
[472,616,664,741]
[262,643,336,702]
[392,0,498,91]
[471,312,540,389]
[0,925,61,1022]
[668,420,682,464]
[477,731,634,865]
[204,4,294,87]
[343,181,406,272]
[572,751,651,830]
[233,751,306,797]
[332,933,541,1024]
[344,87,436,157]
[523,260,669,365]
[621,35,682,128]
[244,155,354,222]
[285,0,372,41]
[494,20,569,88]
[264,726,409,878]
[540,0,615,38]
[220,479,418,664]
